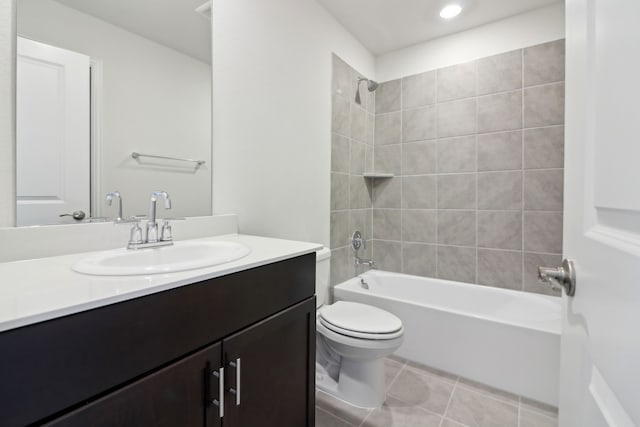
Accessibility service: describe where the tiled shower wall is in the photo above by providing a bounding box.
[329,55,375,287]
[330,40,565,296]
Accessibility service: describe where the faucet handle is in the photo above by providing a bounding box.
[128,219,144,245]
[160,220,173,242]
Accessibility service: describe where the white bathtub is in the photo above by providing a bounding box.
[333,270,561,406]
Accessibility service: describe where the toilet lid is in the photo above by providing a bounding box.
[318,301,403,336]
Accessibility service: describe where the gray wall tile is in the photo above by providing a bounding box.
[478,249,523,290]
[524,212,563,253]
[375,112,402,145]
[331,133,349,173]
[524,252,562,296]
[330,211,349,249]
[477,131,523,171]
[403,71,436,109]
[403,141,437,175]
[477,50,523,95]
[478,211,522,250]
[403,243,437,278]
[478,171,522,210]
[350,141,366,175]
[332,43,564,295]
[438,98,477,137]
[373,240,402,273]
[366,113,375,145]
[478,90,523,133]
[373,209,402,241]
[330,246,349,287]
[376,79,401,114]
[438,211,476,246]
[374,144,402,175]
[349,209,372,240]
[364,144,374,174]
[438,174,476,209]
[524,40,565,87]
[374,178,402,208]
[524,169,564,211]
[437,246,476,284]
[351,104,367,142]
[403,210,437,243]
[331,173,349,211]
[403,106,437,142]
[332,95,350,136]
[403,176,437,209]
[332,55,352,99]
[524,83,565,128]
[350,176,371,209]
[438,136,477,173]
[438,61,477,102]
[524,126,564,169]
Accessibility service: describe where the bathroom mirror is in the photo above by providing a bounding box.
[14,0,212,226]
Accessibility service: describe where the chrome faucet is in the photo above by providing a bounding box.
[147,191,171,243]
[105,191,123,222]
[126,191,173,250]
[352,231,376,269]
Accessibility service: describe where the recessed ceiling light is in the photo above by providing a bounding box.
[440,4,462,19]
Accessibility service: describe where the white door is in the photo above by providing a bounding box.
[16,37,90,226]
[560,0,640,425]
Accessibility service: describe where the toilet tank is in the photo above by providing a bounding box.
[315,247,331,308]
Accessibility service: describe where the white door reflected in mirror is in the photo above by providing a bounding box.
[17,37,90,226]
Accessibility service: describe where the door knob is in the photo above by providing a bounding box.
[59,210,86,220]
[538,259,576,296]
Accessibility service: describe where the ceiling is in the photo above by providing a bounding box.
[54,0,212,63]
[317,0,563,55]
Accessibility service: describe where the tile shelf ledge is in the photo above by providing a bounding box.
[363,172,395,179]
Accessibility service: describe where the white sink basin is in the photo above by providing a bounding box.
[72,241,251,276]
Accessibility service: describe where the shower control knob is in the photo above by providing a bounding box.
[538,259,576,296]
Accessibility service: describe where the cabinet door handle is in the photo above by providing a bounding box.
[229,358,241,406]
[209,367,224,418]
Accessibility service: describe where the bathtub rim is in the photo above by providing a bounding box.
[334,270,561,336]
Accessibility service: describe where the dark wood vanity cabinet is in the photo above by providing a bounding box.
[0,253,316,427]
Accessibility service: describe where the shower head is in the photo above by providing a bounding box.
[355,77,379,105]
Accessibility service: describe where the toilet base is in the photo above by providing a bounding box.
[315,357,386,409]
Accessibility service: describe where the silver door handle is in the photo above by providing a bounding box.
[229,358,241,406]
[210,367,224,418]
[59,210,86,220]
[538,259,576,296]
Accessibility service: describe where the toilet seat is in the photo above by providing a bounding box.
[318,301,403,340]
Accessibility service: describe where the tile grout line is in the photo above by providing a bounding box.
[439,377,460,427]
[521,47,526,292]
[434,70,439,278]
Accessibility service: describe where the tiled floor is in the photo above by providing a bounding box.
[315,356,558,427]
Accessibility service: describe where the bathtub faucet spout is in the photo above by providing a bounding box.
[355,256,375,269]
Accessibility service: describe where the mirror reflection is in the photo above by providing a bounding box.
[16,0,212,226]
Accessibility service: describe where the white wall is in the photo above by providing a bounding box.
[0,0,15,227]
[376,3,565,82]
[18,0,212,219]
[211,0,375,246]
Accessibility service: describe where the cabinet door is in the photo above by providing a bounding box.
[45,342,223,427]
[222,298,316,427]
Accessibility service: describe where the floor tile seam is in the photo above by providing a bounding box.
[454,382,520,408]
[440,377,459,427]
[316,405,359,427]
[402,364,459,385]
[384,360,407,392]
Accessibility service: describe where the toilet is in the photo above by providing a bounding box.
[315,248,404,408]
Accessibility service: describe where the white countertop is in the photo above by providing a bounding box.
[0,234,322,333]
